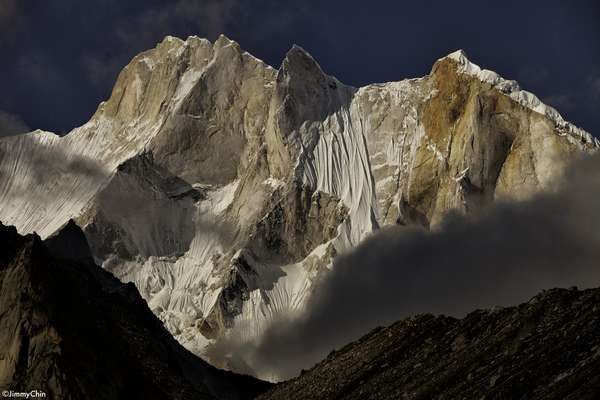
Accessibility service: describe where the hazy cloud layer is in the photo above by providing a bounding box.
[0,0,23,46]
[0,110,30,137]
[0,133,107,192]
[588,71,600,102]
[82,0,240,88]
[542,67,600,116]
[543,94,576,112]
[518,65,550,85]
[207,153,600,381]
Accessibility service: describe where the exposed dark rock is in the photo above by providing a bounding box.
[80,152,199,261]
[259,287,600,400]
[44,219,94,263]
[249,186,347,265]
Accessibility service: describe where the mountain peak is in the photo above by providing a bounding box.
[444,49,470,62]
[44,219,93,263]
[160,35,185,47]
[214,33,237,49]
[434,48,597,147]
[282,44,322,74]
[287,43,312,56]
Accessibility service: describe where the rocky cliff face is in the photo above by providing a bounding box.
[258,287,600,400]
[0,35,597,375]
[0,221,270,399]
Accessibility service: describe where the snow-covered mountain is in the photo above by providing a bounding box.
[0,35,597,376]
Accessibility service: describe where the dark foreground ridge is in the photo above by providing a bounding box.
[260,287,600,399]
[0,221,271,399]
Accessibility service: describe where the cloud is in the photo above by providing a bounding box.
[0,0,24,46]
[16,52,69,90]
[587,72,600,102]
[115,0,238,47]
[83,0,237,88]
[0,110,30,137]
[206,153,600,381]
[0,133,107,192]
[518,65,550,85]
[81,0,309,90]
[542,93,576,111]
[0,0,18,21]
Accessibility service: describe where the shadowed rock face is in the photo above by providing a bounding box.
[0,34,597,377]
[259,288,600,400]
[81,152,200,262]
[248,186,348,266]
[0,221,271,400]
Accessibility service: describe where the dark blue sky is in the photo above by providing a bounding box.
[1,0,598,136]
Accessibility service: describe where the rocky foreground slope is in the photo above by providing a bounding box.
[0,221,270,399]
[259,287,600,400]
[0,35,598,373]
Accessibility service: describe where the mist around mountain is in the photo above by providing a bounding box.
[207,152,600,381]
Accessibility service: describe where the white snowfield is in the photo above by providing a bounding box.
[0,36,596,378]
